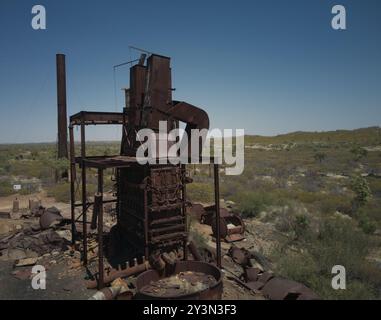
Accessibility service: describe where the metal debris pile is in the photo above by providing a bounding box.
[227,246,319,300]
[0,204,76,273]
[140,271,217,297]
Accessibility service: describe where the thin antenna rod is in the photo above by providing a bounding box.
[113,58,140,69]
[128,45,153,55]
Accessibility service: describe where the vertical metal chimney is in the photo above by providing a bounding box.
[56,53,68,159]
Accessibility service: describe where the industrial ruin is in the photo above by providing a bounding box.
[0,52,320,301]
[68,52,226,298]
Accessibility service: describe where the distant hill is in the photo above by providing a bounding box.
[245,126,381,145]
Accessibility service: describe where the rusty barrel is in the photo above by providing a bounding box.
[135,261,223,300]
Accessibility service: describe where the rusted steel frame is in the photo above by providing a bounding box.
[181,164,188,261]
[69,125,76,245]
[81,119,88,266]
[214,164,221,268]
[74,203,92,222]
[97,169,104,289]
[70,111,125,125]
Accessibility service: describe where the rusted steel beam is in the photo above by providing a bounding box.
[70,111,126,126]
[69,125,76,245]
[81,119,88,266]
[214,164,221,268]
[56,54,68,159]
[97,169,104,289]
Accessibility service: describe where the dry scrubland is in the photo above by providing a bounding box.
[1,127,381,299]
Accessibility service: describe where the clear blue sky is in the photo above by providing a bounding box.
[0,0,380,143]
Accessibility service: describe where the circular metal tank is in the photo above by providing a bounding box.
[135,261,223,300]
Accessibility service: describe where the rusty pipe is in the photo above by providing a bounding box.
[86,261,151,289]
[168,101,209,159]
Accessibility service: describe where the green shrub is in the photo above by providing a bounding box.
[273,217,381,299]
[312,218,370,273]
[233,191,278,218]
[0,180,13,196]
[358,216,377,234]
[273,251,320,290]
[350,175,372,208]
[294,214,310,239]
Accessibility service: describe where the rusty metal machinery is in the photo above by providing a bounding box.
[117,54,209,260]
[68,53,222,290]
[189,203,246,243]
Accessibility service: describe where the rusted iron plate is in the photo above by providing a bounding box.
[228,246,251,267]
[257,271,274,284]
[243,267,261,282]
[246,281,266,291]
[261,277,319,300]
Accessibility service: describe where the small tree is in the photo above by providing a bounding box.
[350,175,372,209]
